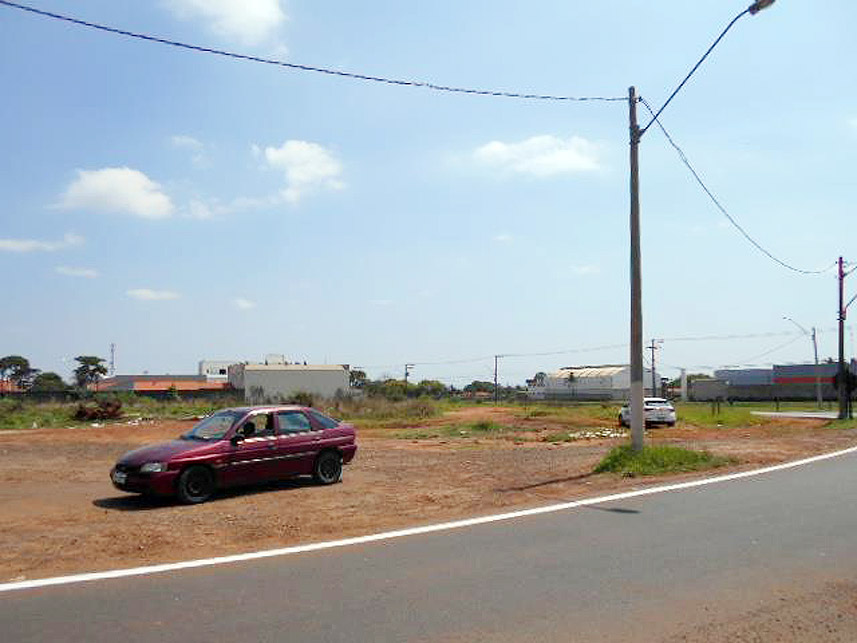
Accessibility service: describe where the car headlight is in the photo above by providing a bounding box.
[140,462,168,474]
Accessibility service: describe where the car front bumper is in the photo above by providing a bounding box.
[110,467,179,495]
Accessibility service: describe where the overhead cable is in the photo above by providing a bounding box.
[0,1,625,103]
[639,97,836,276]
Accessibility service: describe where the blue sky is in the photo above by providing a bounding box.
[1,0,855,386]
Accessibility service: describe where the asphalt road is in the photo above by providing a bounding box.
[5,452,857,642]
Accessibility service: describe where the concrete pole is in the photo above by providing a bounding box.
[680,368,688,402]
[838,257,848,419]
[812,327,822,409]
[629,86,644,451]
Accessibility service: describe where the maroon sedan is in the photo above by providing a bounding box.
[110,405,357,504]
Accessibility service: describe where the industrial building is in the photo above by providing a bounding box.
[692,361,857,401]
[228,363,352,402]
[527,365,662,401]
[94,375,230,393]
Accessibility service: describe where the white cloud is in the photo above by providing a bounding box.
[58,167,174,219]
[170,134,203,150]
[187,199,215,220]
[571,264,600,276]
[165,0,287,48]
[474,135,602,177]
[170,135,210,168]
[233,298,256,310]
[493,233,513,243]
[56,266,98,278]
[127,289,181,301]
[263,140,345,204]
[0,232,83,253]
[849,117,857,133]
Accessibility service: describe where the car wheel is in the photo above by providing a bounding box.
[313,451,342,485]
[176,466,215,504]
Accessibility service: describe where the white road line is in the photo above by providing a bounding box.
[3,444,857,594]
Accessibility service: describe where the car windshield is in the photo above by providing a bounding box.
[181,411,243,441]
[645,400,671,407]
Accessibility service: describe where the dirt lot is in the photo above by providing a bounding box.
[1,405,855,582]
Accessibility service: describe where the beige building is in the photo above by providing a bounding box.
[228,363,351,402]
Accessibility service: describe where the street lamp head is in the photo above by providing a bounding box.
[748,0,775,15]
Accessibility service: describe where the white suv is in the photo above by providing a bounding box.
[619,397,676,427]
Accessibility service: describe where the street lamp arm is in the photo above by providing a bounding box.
[640,3,769,136]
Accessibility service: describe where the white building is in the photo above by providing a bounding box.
[228,363,351,402]
[198,360,239,381]
[527,364,661,401]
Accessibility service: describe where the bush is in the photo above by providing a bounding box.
[287,391,316,407]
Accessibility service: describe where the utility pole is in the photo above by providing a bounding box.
[629,86,644,452]
[109,343,116,377]
[493,355,500,403]
[838,257,849,419]
[784,316,823,410]
[811,327,822,409]
[626,1,775,452]
[648,339,662,396]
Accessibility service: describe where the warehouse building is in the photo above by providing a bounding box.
[527,364,661,401]
[228,363,352,403]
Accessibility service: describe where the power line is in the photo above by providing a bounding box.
[639,97,836,276]
[0,1,625,103]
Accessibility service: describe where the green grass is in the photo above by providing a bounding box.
[0,395,244,430]
[594,444,735,477]
[394,420,510,440]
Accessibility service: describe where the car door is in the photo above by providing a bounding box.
[274,410,322,476]
[227,412,278,484]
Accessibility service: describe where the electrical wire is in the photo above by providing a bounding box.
[0,1,625,103]
[639,97,837,276]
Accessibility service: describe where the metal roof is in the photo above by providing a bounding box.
[552,365,629,378]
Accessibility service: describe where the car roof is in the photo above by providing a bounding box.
[215,405,313,414]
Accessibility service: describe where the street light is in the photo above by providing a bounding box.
[628,1,776,451]
[783,316,823,409]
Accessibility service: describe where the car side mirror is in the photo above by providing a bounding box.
[230,434,244,446]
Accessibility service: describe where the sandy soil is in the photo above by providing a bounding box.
[1,406,855,583]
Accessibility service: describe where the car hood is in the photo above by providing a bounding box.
[117,439,217,466]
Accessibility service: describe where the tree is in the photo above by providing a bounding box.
[0,355,31,386]
[415,379,448,398]
[349,369,368,389]
[30,372,69,392]
[74,356,108,388]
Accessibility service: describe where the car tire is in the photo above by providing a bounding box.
[176,466,215,504]
[313,451,342,485]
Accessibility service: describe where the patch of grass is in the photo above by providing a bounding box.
[594,444,735,477]
[326,397,443,426]
[394,420,510,440]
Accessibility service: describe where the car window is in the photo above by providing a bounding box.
[308,409,339,429]
[183,411,242,440]
[244,413,275,437]
[276,411,313,434]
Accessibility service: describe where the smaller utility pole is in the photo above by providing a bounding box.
[493,355,506,403]
[648,339,662,396]
[811,327,822,409]
[838,257,849,419]
[109,343,116,377]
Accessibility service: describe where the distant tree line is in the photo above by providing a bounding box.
[0,355,107,393]
[348,369,522,401]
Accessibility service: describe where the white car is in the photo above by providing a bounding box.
[618,397,676,427]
